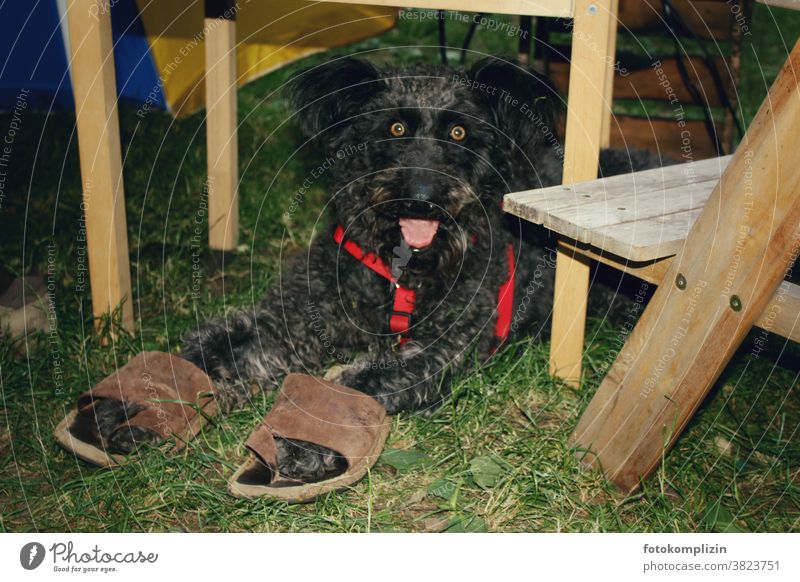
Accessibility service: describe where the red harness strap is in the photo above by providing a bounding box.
[333,225,515,350]
[334,225,417,344]
[489,243,516,354]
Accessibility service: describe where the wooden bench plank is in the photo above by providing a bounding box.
[504,155,732,261]
[593,206,705,260]
[508,156,728,216]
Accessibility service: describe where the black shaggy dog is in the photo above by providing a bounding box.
[93,56,661,482]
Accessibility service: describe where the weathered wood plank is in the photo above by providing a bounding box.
[507,156,729,216]
[505,156,731,261]
[594,206,705,260]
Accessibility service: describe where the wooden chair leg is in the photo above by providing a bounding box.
[67,0,134,332]
[549,0,618,385]
[205,4,239,252]
[571,40,800,493]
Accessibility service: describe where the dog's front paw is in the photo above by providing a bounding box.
[69,399,164,454]
[338,367,406,414]
[338,366,377,394]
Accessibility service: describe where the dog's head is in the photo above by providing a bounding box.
[290,56,561,268]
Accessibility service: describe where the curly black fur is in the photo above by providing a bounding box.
[95,57,664,482]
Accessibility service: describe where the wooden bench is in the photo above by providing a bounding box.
[506,153,799,349]
[507,155,732,263]
[505,39,800,492]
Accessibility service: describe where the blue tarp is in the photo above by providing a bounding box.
[0,0,167,113]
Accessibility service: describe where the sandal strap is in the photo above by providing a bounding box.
[245,374,387,472]
[76,352,214,440]
[244,423,279,470]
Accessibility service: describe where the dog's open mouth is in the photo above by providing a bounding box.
[399,218,440,249]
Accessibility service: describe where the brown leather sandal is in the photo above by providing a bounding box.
[54,352,216,467]
[228,373,391,503]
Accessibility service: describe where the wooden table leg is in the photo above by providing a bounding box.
[599,0,619,149]
[550,243,591,383]
[205,1,239,252]
[571,40,800,493]
[549,0,618,385]
[67,0,133,332]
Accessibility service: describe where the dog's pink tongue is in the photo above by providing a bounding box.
[399,218,440,248]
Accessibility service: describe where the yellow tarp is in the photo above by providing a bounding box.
[135,1,396,116]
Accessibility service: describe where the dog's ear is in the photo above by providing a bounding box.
[290,57,384,138]
[467,57,562,152]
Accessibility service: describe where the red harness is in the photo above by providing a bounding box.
[333,225,515,351]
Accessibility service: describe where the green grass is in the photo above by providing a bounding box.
[1,6,799,532]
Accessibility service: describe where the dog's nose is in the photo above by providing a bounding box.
[380,170,446,218]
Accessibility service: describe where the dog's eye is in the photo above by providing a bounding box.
[390,121,406,137]
[449,125,467,141]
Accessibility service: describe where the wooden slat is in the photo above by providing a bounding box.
[66,0,133,332]
[610,115,723,160]
[559,239,672,286]
[550,0,617,386]
[559,239,800,343]
[505,156,732,262]
[755,281,800,342]
[314,0,574,17]
[571,39,800,493]
[205,17,239,251]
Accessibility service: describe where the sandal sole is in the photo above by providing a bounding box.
[54,409,127,467]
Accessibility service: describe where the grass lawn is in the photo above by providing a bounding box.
[1,5,799,532]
